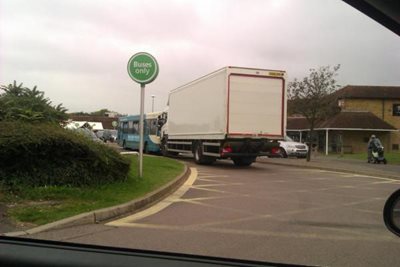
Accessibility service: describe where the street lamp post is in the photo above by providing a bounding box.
[151,95,155,112]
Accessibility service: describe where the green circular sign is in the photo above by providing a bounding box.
[127,52,159,84]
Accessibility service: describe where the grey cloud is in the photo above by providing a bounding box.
[1,0,399,115]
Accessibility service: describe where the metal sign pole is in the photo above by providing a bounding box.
[127,52,159,178]
[139,83,145,178]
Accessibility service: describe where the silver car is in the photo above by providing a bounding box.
[278,136,309,158]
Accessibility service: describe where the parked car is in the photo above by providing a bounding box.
[109,130,117,142]
[95,130,105,140]
[278,136,308,158]
[75,128,103,143]
[96,130,117,142]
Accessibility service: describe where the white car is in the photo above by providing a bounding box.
[278,136,309,158]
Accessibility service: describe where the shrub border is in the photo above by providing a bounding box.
[3,161,190,237]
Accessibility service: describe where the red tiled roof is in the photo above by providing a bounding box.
[335,85,400,100]
[317,111,396,130]
[69,115,118,129]
[287,111,396,131]
[287,117,310,130]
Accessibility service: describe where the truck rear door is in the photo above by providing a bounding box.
[227,74,285,138]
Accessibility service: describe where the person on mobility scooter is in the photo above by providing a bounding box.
[367,135,387,164]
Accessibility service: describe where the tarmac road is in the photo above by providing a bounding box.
[0,203,14,233]
[31,159,400,267]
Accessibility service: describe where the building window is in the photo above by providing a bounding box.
[393,144,399,151]
[393,104,400,116]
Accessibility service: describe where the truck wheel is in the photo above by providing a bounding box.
[161,138,178,156]
[232,157,255,167]
[194,142,215,165]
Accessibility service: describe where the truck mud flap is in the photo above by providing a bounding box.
[238,139,266,154]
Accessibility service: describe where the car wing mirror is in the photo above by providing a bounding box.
[383,189,400,237]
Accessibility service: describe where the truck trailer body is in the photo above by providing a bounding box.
[161,66,286,166]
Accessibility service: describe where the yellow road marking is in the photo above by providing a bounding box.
[190,186,227,193]
[106,168,198,226]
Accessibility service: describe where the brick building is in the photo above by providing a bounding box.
[287,85,400,154]
[336,85,400,151]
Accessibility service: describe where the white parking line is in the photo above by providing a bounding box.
[314,170,398,182]
[370,180,400,185]
[194,183,243,188]
[198,175,229,179]
[109,222,399,243]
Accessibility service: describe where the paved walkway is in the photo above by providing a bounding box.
[258,155,400,180]
[0,203,15,233]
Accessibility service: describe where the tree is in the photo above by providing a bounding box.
[287,65,341,161]
[69,109,122,117]
[0,81,68,124]
[91,108,111,116]
[69,111,90,116]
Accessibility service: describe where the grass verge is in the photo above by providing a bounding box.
[1,155,184,226]
[327,152,400,164]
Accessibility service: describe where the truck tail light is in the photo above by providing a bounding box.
[222,146,233,154]
[271,147,280,154]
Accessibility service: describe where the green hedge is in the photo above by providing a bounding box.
[0,122,130,187]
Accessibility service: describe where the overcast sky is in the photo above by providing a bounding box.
[1,0,399,114]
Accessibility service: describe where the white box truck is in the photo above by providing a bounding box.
[159,66,286,166]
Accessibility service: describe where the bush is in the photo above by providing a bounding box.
[0,122,130,187]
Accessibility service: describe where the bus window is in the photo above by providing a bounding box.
[148,119,157,135]
[128,121,139,134]
[122,122,128,134]
[133,122,139,134]
[128,121,133,134]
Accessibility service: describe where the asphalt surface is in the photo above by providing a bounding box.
[0,204,14,233]
[30,157,400,267]
[258,155,400,180]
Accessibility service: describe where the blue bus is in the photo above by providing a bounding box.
[117,111,163,153]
